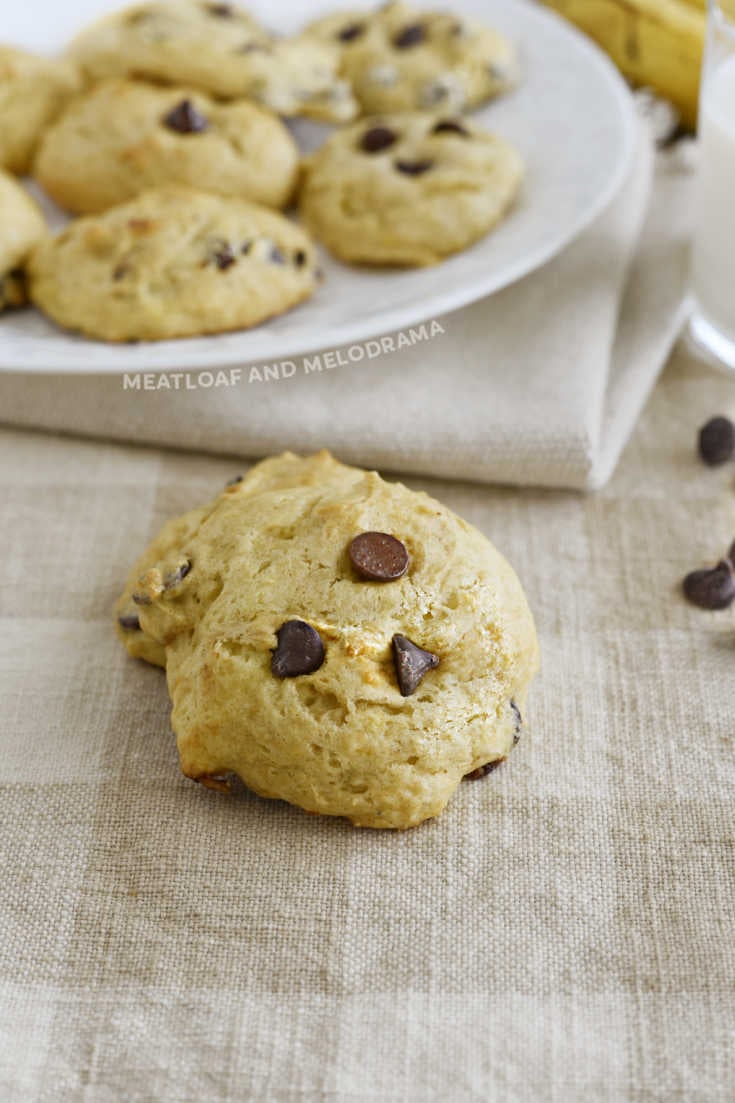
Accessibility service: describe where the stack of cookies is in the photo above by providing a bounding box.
[0,0,524,342]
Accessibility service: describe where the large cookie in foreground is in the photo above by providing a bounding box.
[0,170,45,312]
[68,0,357,123]
[116,451,539,829]
[0,46,82,175]
[34,79,301,213]
[300,112,523,266]
[28,186,319,342]
[305,1,519,115]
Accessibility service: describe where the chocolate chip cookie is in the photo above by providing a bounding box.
[33,79,301,214]
[306,1,519,115]
[0,170,45,312]
[68,0,357,123]
[29,186,319,341]
[116,450,539,829]
[300,112,523,266]
[0,46,82,175]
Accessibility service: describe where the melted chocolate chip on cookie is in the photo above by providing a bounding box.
[209,240,237,270]
[465,758,505,780]
[164,559,192,590]
[349,532,409,581]
[205,3,234,16]
[118,613,141,631]
[395,159,434,176]
[360,126,397,153]
[163,99,209,134]
[392,634,439,696]
[432,119,469,136]
[272,621,325,678]
[338,22,365,42]
[269,244,286,265]
[393,23,425,49]
[226,474,244,486]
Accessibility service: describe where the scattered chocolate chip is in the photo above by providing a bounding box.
[164,559,191,590]
[294,249,307,268]
[349,532,409,581]
[360,126,397,153]
[206,2,233,16]
[698,416,735,466]
[210,240,237,270]
[269,244,286,265]
[393,23,425,49]
[162,99,209,134]
[683,560,735,610]
[132,591,152,606]
[395,158,433,176]
[432,118,469,136]
[511,699,523,745]
[118,613,141,631]
[241,240,253,255]
[272,620,325,678]
[112,263,130,281]
[338,22,365,41]
[465,758,505,780]
[226,474,243,486]
[392,634,439,696]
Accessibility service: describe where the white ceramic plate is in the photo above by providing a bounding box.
[0,0,636,373]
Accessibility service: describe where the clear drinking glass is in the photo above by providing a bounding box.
[689,0,735,369]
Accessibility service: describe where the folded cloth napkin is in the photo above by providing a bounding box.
[0,118,693,491]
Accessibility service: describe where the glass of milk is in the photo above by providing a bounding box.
[690,0,735,369]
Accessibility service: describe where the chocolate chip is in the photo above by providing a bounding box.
[269,245,286,265]
[210,241,236,270]
[163,99,208,134]
[132,591,152,606]
[112,263,130,281]
[226,474,243,486]
[272,621,325,678]
[241,240,252,255]
[682,560,735,610]
[392,634,439,696]
[294,249,307,268]
[698,416,735,466]
[432,119,469,136]
[395,159,433,176]
[511,699,523,745]
[349,532,409,581]
[206,3,233,15]
[465,758,505,780]
[360,126,397,153]
[118,613,141,631]
[338,22,365,41]
[164,559,191,590]
[393,23,425,49]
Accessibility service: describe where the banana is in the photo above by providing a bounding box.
[539,0,706,129]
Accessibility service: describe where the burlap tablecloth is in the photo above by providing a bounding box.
[1,341,733,1101]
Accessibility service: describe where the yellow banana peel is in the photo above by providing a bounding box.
[540,0,706,129]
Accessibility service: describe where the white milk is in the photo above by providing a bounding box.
[692,55,735,342]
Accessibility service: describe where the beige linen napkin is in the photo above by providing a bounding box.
[0,122,692,490]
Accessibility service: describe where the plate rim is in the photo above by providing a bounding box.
[0,1,638,375]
